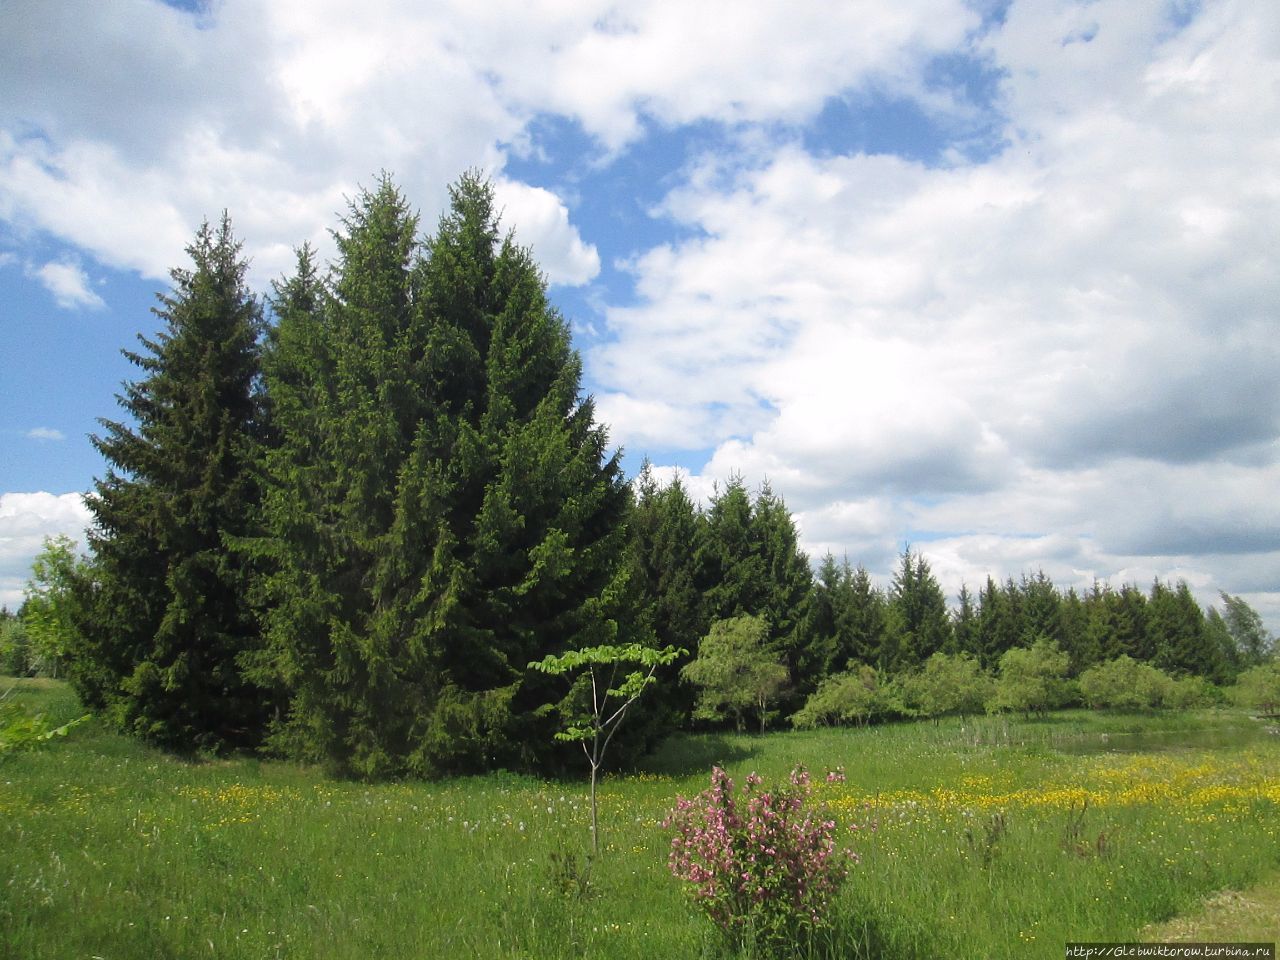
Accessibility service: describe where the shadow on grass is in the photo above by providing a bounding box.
[637,733,759,777]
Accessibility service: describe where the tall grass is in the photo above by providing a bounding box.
[2,678,1278,958]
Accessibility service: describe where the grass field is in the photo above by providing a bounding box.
[3,678,1279,958]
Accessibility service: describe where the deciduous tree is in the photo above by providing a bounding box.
[682,615,788,733]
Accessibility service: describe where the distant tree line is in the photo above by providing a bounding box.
[630,468,1275,729]
[4,172,1275,776]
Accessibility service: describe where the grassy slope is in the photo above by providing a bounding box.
[2,678,1278,959]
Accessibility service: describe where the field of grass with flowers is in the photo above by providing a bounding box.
[3,677,1279,959]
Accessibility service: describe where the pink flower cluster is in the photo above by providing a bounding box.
[663,765,855,953]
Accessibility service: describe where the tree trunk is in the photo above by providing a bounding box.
[589,760,600,857]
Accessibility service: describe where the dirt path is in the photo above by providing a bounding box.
[1142,872,1280,942]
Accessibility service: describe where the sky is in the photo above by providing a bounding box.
[1,0,1278,632]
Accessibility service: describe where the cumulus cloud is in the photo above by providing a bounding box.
[0,492,91,609]
[487,0,979,150]
[593,0,1280,624]
[492,179,600,286]
[31,259,105,310]
[0,0,591,286]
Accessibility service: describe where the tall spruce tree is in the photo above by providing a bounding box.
[977,576,1020,668]
[886,548,952,670]
[629,463,707,727]
[1149,579,1215,677]
[1084,582,1123,663]
[698,475,766,621]
[630,463,706,658]
[72,216,268,751]
[257,174,638,777]
[953,583,981,658]
[751,481,815,691]
[1115,584,1152,661]
[1058,586,1094,674]
[845,564,887,668]
[803,553,845,680]
[1018,571,1062,645]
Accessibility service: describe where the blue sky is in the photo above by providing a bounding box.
[2,0,1278,632]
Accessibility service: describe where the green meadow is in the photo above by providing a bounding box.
[3,678,1279,959]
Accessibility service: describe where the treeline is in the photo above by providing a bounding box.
[629,470,1276,729]
[10,172,1275,778]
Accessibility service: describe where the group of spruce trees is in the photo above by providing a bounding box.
[64,172,1266,779]
[70,175,640,777]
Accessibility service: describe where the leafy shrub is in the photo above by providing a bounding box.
[791,663,896,729]
[1079,656,1169,710]
[682,615,789,733]
[988,638,1071,717]
[1165,675,1221,709]
[898,652,993,723]
[1079,657,1221,711]
[1234,661,1280,714]
[664,765,853,955]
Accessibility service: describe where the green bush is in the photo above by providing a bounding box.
[1234,661,1280,714]
[1165,675,1221,709]
[791,663,898,729]
[988,638,1071,717]
[898,652,993,722]
[1079,656,1174,710]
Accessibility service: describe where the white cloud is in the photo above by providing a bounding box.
[0,0,582,287]
[25,428,65,442]
[596,0,1280,628]
[0,492,91,610]
[492,179,600,286]
[492,0,979,150]
[0,0,978,288]
[31,259,104,310]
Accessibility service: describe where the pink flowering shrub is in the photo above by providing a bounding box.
[663,765,855,954]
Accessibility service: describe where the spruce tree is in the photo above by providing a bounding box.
[1058,586,1093,674]
[844,564,887,668]
[1150,580,1220,679]
[1018,571,1062,646]
[72,215,268,751]
[258,174,638,776]
[1084,582,1124,663]
[887,549,952,669]
[751,481,815,690]
[629,463,707,727]
[1115,584,1152,661]
[630,463,707,658]
[977,576,1020,669]
[803,553,845,680]
[698,475,766,621]
[952,583,981,658]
